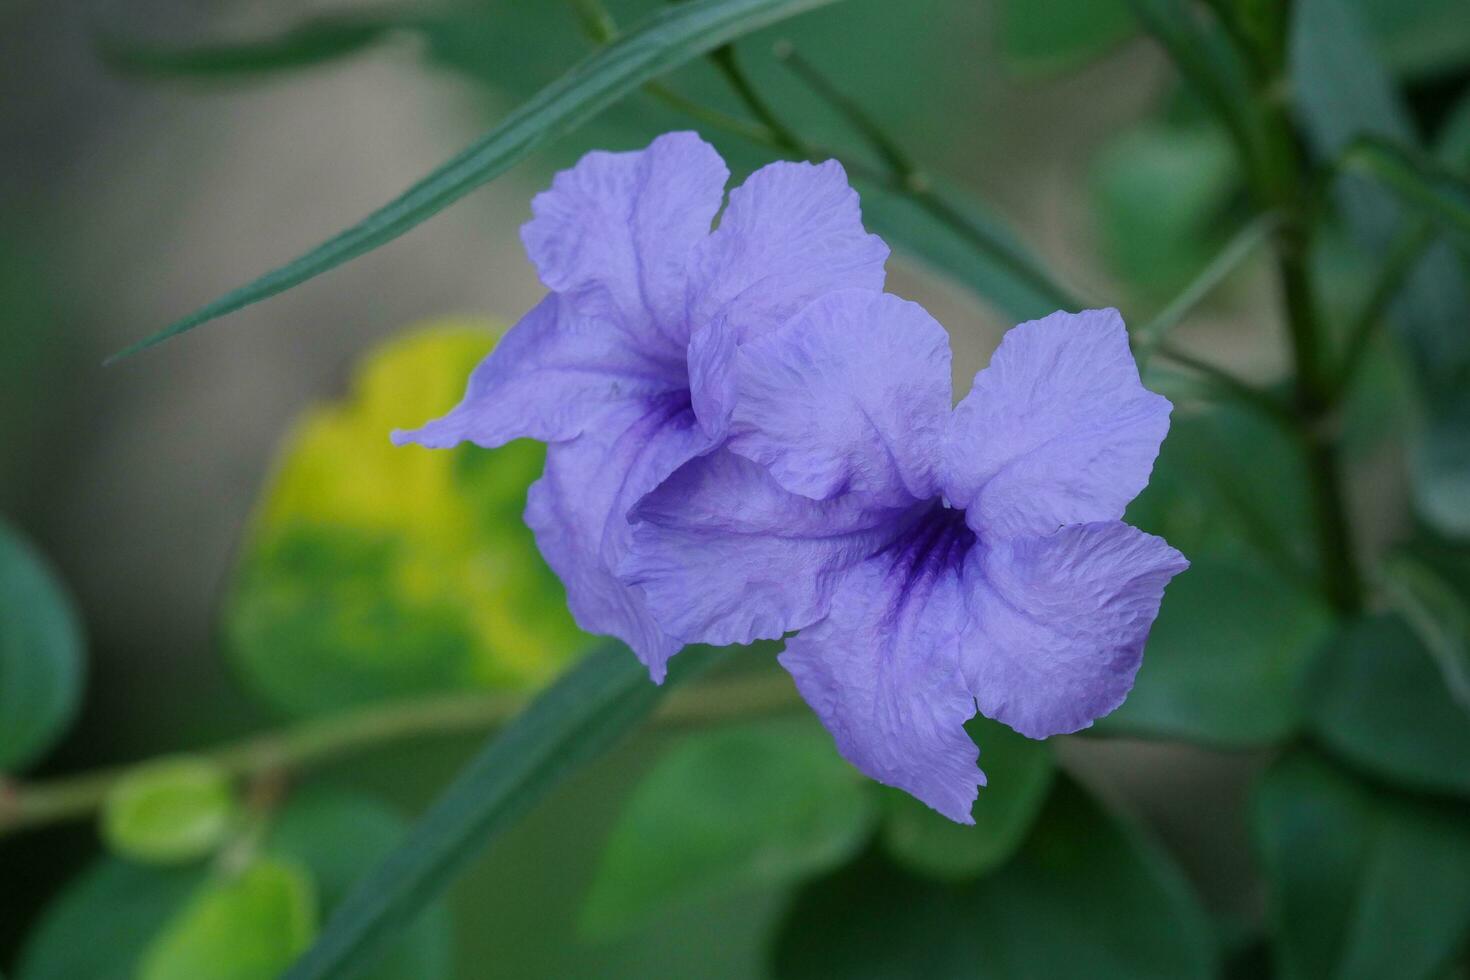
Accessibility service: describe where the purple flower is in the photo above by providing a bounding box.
[622,295,1187,822]
[393,132,888,681]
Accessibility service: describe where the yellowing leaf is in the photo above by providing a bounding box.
[225,320,591,716]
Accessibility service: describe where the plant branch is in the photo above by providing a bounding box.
[0,670,803,838]
[1331,219,1437,398]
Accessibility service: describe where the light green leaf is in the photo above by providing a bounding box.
[16,860,205,980]
[141,858,319,980]
[1308,615,1470,797]
[108,0,847,361]
[774,775,1215,979]
[224,322,590,716]
[999,0,1134,76]
[1096,557,1333,746]
[582,717,876,937]
[283,642,723,980]
[1254,750,1470,980]
[267,791,453,980]
[102,756,239,864]
[0,519,85,773]
[880,715,1053,881]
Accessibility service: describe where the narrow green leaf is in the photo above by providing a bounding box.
[141,858,319,980]
[0,519,85,773]
[108,0,844,362]
[102,756,239,865]
[880,715,1054,881]
[1254,750,1470,980]
[283,642,721,980]
[97,13,419,79]
[1308,615,1470,797]
[581,717,876,937]
[1344,136,1470,245]
[774,776,1215,979]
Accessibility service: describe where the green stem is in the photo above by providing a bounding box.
[0,671,803,837]
[1331,219,1437,399]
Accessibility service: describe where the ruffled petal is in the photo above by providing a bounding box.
[622,449,902,648]
[943,309,1172,540]
[728,290,949,506]
[525,393,715,681]
[686,159,889,435]
[962,521,1188,739]
[780,544,983,824]
[521,131,729,352]
[392,295,685,449]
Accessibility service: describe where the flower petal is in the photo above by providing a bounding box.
[943,309,1171,540]
[780,550,983,823]
[525,393,715,681]
[622,449,901,647]
[963,521,1188,739]
[521,131,729,351]
[686,159,889,435]
[392,295,685,449]
[728,290,949,506]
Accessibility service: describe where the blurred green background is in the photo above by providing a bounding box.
[2,0,1469,977]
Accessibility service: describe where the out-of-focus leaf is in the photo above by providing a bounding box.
[1254,750,1470,980]
[1096,558,1333,746]
[283,642,722,980]
[1093,121,1239,300]
[98,12,421,79]
[224,322,590,716]
[1349,0,1470,79]
[880,715,1053,881]
[1379,551,1470,714]
[582,717,876,937]
[773,776,1215,979]
[267,791,453,980]
[861,183,1075,322]
[16,860,205,980]
[998,0,1134,76]
[1308,615,1470,797]
[102,756,239,864]
[1345,137,1470,245]
[140,858,319,980]
[0,520,84,773]
[108,0,848,361]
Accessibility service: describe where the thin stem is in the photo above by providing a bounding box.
[1150,341,1296,430]
[707,44,805,156]
[1331,219,1437,399]
[0,671,803,837]
[774,43,918,181]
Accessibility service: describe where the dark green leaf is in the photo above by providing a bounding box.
[98,13,418,79]
[140,857,319,980]
[1349,0,1470,79]
[283,642,721,980]
[999,0,1134,76]
[1097,557,1333,746]
[773,776,1215,979]
[1344,137,1470,245]
[0,520,84,773]
[880,715,1053,880]
[109,0,846,362]
[1254,750,1470,980]
[582,717,876,937]
[1308,615,1470,797]
[102,756,239,864]
[266,791,453,980]
[16,860,205,980]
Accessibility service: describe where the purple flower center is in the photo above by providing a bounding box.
[875,499,976,613]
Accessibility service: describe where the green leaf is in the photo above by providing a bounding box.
[880,715,1053,881]
[1096,557,1333,746]
[582,717,876,937]
[998,0,1134,76]
[141,857,319,980]
[282,641,722,980]
[16,860,205,980]
[1254,750,1470,980]
[98,12,420,79]
[0,519,84,773]
[224,322,591,716]
[266,791,453,980]
[108,0,847,361]
[773,775,1215,979]
[1307,615,1470,797]
[102,756,239,864]
[1344,137,1470,246]
[1349,0,1470,79]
